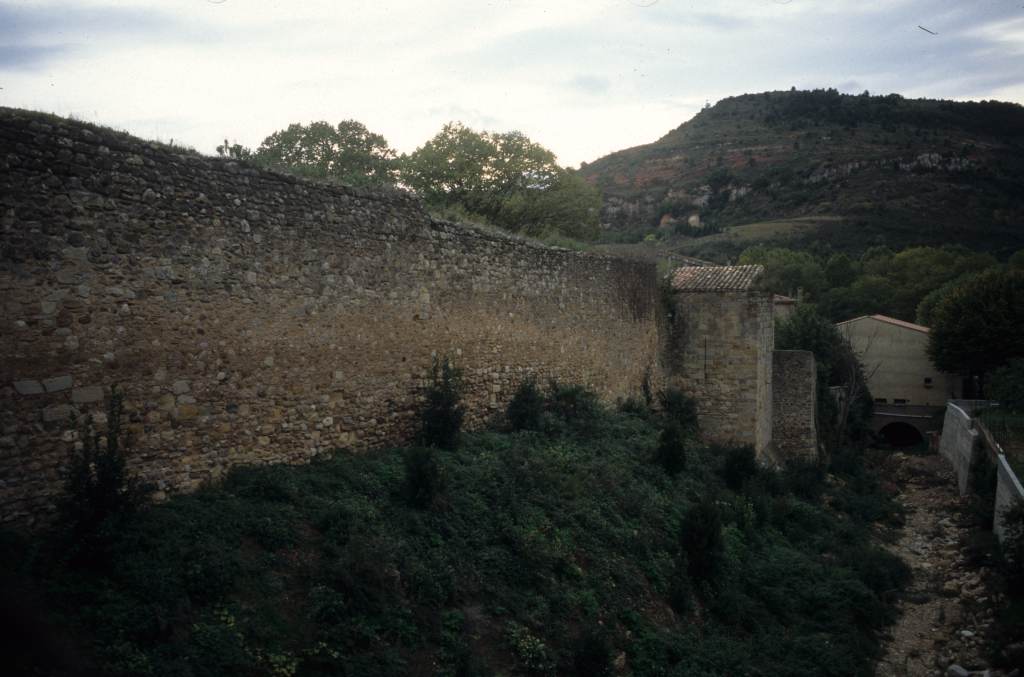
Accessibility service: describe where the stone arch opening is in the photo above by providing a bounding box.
[878,421,925,448]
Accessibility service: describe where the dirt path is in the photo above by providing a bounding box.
[874,452,1003,677]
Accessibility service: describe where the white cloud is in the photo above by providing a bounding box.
[0,0,1021,167]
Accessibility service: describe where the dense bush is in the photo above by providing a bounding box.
[990,359,1024,412]
[657,387,699,432]
[681,497,725,584]
[571,627,613,676]
[616,395,650,418]
[655,423,688,476]
[59,386,147,564]
[545,379,601,425]
[419,356,465,449]
[11,395,908,677]
[403,447,445,510]
[719,444,759,491]
[507,377,544,430]
[781,460,826,502]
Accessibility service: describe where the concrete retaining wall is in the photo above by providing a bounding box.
[995,454,1024,542]
[939,401,1024,543]
[939,401,980,497]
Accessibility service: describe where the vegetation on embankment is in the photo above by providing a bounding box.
[5,392,908,677]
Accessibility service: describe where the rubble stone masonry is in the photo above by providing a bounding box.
[669,290,774,453]
[771,350,818,461]
[0,109,662,524]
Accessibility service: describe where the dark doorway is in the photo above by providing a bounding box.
[878,421,925,448]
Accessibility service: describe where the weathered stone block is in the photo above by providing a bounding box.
[42,404,73,422]
[175,404,200,420]
[172,379,190,394]
[13,380,44,395]
[43,375,73,393]
[71,385,104,404]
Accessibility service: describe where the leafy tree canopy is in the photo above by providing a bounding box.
[250,120,397,187]
[742,244,1000,323]
[738,246,826,298]
[401,122,600,240]
[928,268,1024,389]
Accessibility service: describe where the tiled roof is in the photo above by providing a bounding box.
[673,255,718,267]
[670,264,764,292]
[835,314,930,334]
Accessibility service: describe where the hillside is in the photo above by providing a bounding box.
[5,400,908,677]
[579,89,1024,262]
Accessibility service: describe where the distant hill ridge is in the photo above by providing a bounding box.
[579,89,1024,260]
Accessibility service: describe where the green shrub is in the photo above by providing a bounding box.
[572,627,613,676]
[719,444,759,491]
[829,444,864,477]
[681,498,725,584]
[991,359,1024,412]
[668,570,694,615]
[657,388,698,431]
[508,378,544,431]
[59,385,146,563]
[17,396,911,677]
[546,380,600,425]
[419,356,465,449]
[403,447,445,510]
[655,423,687,476]
[849,545,911,598]
[617,396,650,418]
[505,621,555,674]
[782,460,825,502]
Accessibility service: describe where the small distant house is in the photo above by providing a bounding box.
[836,314,960,407]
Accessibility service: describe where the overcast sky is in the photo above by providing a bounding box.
[1,0,1022,167]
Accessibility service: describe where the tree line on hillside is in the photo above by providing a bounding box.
[217,120,600,241]
[760,88,1024,138]
[743,244,1024,397]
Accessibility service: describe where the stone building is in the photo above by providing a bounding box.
[667,265,818,462]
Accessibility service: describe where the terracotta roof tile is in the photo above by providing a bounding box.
[835,314,930,334]
[670,264,764,292]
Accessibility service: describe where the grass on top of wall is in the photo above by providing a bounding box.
[5,402,907,677]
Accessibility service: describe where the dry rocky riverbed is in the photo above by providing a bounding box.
[874,452,1013,677]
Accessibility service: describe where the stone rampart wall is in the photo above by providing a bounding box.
[0,109,662,524]
[771,350,818,461]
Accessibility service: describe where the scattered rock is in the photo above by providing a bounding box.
[13,380,44,395]
[71,385,104,404]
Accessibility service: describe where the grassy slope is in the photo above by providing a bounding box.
[10,408,908,677]
[580,90,1024,261]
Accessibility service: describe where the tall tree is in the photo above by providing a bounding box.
[400,122,600,240]
[253,120,397,187]
[928,268,1024,394]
